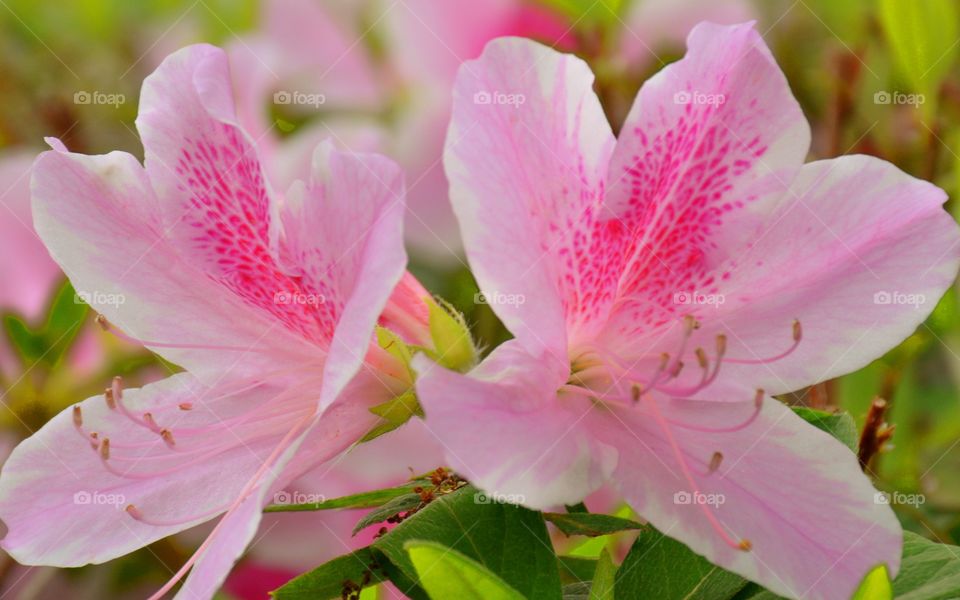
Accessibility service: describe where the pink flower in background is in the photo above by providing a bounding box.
[415,22,960,600]
[0,44,426,599]
[227,0,564,263]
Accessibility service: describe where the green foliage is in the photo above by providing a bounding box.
[263,481,427,513]
[791,406,859,452]
[879,0,959,115]
[271,547,385,600]
[2,280,87,368]
[405,540,526,600]
[893,532,960,599]
[851,565,892,600]
[615,527,748,600]
[544,512,644,537]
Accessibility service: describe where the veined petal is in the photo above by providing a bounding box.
[137,44,342,349]
[31,146,314,379]
[279,141,408,411]
[600,21,810,343]
[692,155,960,398]
[606,395,901,600]
[414,342,617,509]
[445,37,616,362]
[0,373,303,566]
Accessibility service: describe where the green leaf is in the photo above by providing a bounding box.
[352,493,423,535]
[589,550,616,600]
[405,540,525,600]
[893,531,960,599]
[791,406,859,452]
[879,0,959,114]
[544,512,644,537]
[373,485,562,599]
[2,315,46,363]
[41,280,88,365]
[361,391,423,443]
[263,481,427,513]
[534,0,626,28]
[615,527,748,600]
[852,564,892,600]
[558,556,599,585]
[271,547,385,599]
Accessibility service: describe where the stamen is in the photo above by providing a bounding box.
[145,414,316,600]
[178,403,193,411]
[104,388,117,410]
[724,320,801,365]
[72,406,83,429]
[666,389,764,434]
[126,502,228,528]
[631,384,642,404]
[708,451,723,474]
[646,395,750,552]
[99,438,110,461]
[160,429,175,448]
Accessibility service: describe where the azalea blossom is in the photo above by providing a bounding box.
[0,44,433,599]
[415,22,960,600]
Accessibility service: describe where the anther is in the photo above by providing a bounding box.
[739,539,752,551]
[104,388,117,410]
[100,438,111,460]
[708,451,723,474]
[178,403,193,411]
[143,413,160,432]
[631,384,642,404]
[95,314,109,331]
[112,376,124,401]
[792,319,802,342]
[72,406,83,429]
[754,388,764,408]
[695,348,709,370]
[125,504,144,520]
[716,334,727,356]
[670,360,684,378]
[160,429,175,448]
[682,314,700,331]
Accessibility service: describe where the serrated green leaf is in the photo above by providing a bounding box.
[544,512,643,537]
[893,531,960,599]
[405,540,525,600]
[271,547,385,599]
[353,493,423,535]
[589,550,616,600]
[263,481,428,513]
[373,485,562,599]
[615,527,748,600]
[791,406,859,452]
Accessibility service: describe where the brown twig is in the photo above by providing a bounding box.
[858,397,895,472]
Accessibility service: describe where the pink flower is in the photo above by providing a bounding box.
[0,44,421,599]
[414,22,960,600]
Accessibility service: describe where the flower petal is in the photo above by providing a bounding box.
[606,394,901,600]
[0,374,297,566]
[137,44,342,349]
[279,141,408,411]
[698,155,960,397]
[600,21,810,342]
[30,146,314,380]
[414,342,618,509]
[444,37,615,362]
